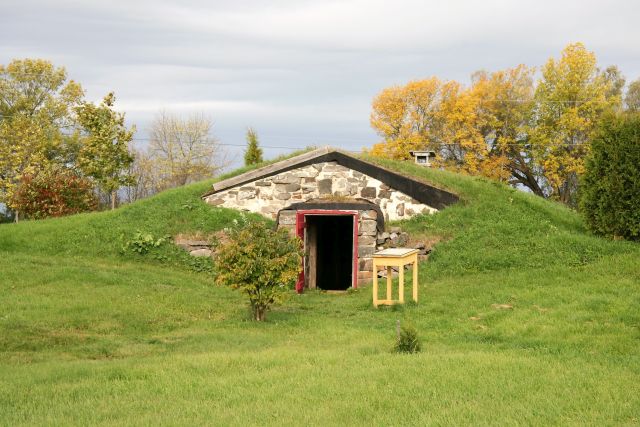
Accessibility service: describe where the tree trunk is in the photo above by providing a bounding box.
[111,190,116,210]
[14,210,19,223]
[253,306,266,321]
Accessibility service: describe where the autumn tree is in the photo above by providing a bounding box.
[75,93,135,209]
[470,65,541,191]
[147,111,225,191]
[0,59,84,219]
[625,78,640,112]
[370,77,441,160]
[244,127,263,166]
[369,74,523,181]
[369,43,622,205]
[530,43,619,205]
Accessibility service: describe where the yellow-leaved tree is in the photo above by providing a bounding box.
[469,65,539,190]
[369,78,441,160]
[530,42,619,205]
[0,59,84,218]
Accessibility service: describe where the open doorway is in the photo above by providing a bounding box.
[305,215,355,291]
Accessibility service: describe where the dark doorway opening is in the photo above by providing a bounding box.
[306,215,354,291]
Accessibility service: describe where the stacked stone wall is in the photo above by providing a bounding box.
[204,161,436,221]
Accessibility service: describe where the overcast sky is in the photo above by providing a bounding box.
[3,0,640,167]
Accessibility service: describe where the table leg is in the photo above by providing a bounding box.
[412,258,418,302]
[372,262,378,307]
[399,264,404,303]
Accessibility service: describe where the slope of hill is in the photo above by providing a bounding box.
[1,157,638,425]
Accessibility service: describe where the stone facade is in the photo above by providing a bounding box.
[204,161,437,221]
[204,160,440,288]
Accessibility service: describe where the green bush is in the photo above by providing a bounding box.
[580,113,640,240]
[214,220,302,321]
[122,231,168,254]
[393,322,421,354]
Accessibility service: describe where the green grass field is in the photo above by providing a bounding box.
[1,158,639,425]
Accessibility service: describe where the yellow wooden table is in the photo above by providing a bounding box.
[372,248,419,307]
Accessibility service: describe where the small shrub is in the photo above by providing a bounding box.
[214,220,302,321]
[122,231,168,254]
[393,322,421,354]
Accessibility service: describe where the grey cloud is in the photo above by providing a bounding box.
[2,0,640,168]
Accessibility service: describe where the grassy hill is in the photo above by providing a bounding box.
[1,158,639,425]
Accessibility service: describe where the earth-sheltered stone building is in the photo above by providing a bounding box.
[202,147,458,292]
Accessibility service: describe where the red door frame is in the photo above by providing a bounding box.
[295,210,359,293]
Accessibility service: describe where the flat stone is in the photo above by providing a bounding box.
[396,233,409,246]
[206,198,225,206]
[358,235,376,245]
[285,183,300,192]
[405,208,415,216]
[261,206,277,214]
[378,231,390,240]
[360,219,377,233]
[359,258,373,271]
[272,174,299,184]
[275,193,291,200]
[293,168,319,178]
[303,177,316,183]
[389,227,402,234]
[323,164,349,173]
[389,232,398,240]
[396,202,405,216]
[278,212,296,225]
[358,246,375,257]
[414,242,426,250]
[380,184,390,190]
[190,249,212,257]
[378,190,392,199]
[255,181,271,187]
[274,184,289,193]
[352,171,364,179]
[318,179,332,195]
[238,188,257,200]
[360,187,377,198]
[361,210,377,220]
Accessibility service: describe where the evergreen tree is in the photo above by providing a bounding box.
[580,112,640,240]
[244,127,263,166]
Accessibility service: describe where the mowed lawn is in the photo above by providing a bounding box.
[1,159,639,425]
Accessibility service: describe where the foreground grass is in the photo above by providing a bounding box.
[1,157,639,425]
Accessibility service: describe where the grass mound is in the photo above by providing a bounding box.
[1,156,639,425]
